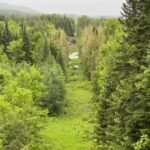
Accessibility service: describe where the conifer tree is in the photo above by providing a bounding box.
[95,1,150,149]
[42,38,49,62]
[1,21,12,58]
[118,0,150,148]
[21,24,33,63]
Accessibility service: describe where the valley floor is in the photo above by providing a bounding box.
[42,70,93,150]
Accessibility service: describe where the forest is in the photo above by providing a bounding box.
[0,0,150,150]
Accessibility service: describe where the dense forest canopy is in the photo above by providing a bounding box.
[0,0,149,149]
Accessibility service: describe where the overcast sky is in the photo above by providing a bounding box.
[0,0,126,16]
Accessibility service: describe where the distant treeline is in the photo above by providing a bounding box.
[0,14,109,37]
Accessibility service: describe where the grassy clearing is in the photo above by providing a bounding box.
[41,72,93,150]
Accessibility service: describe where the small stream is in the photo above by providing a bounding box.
[69,52,79,59]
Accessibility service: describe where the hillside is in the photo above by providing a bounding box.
[0,3,39,15]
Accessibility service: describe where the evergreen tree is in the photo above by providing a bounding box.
[1,21,12,58]
[95,1,150,149]
[40,60,65,115]
[0,21,4,44]
[121,0,150,48]
[50,42,66,75]
[42,38,49,62]
[118,0,150,148]
[21,24,33,63]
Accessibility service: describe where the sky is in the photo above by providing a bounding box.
[0,0,126,16]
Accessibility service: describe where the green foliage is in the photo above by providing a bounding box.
[2,7,149,150]
[32,37,49,64]
[93,26,123,149]
[77,16,92,34]
[8,19,20,38]
[0,14,76,149]
[21,25,33,63]
[49,42,66,73]
[93,0,150,149]
[0,96,41,150]
[29,14,75,37]
[3,65,45,105]
[40,61,65,115]
[104,18,122,40]
[42,79,93,150]
[0,45,8,62]
[60,15,75,37]
[7,39,23,63]
[1,21,12,57]
[77,16,106,35]
[133,134,150,150]
[0,64,48,150]
[0,21,5,44]
[78,26,105,80]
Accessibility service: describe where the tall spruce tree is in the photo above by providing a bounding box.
[1,21,12,58]
[42,38,49,62]
[119,0,150,148]
[95,0,150,149]
[21,24,33,63]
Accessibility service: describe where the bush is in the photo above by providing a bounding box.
[0,64,48,150]
[133,135,150,150]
